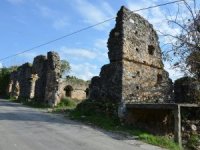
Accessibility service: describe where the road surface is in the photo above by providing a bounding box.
[0,99,164,150]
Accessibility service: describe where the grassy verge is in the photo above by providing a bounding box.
[52,98,79,113]
[69,108,180,150]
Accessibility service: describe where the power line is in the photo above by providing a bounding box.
[0,0,184,62]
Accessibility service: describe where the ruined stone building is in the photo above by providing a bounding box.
[59,78,89,100]
[8,51,61,106]
[8,51,88,105]
[89,6,172,109]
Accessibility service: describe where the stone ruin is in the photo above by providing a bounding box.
[8,51,62,106]
[59,77,89,100]
[174,77,200,104]
[8,51,88,106]
[89,6,173,113]
[88,6,200,146]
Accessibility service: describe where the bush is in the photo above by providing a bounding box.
[52,98,79,113]
[57,98,77,108]
[187,134,200,150]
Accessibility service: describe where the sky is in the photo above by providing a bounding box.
[0,0,199,81]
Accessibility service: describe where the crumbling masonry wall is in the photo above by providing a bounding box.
[59,79,89,100]
[32,55,47,102]
[17,63,34,100]
[44,52,61,106]
[89,6,172,112]
[8,51,62,106]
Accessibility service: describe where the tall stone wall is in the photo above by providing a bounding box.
[44,52,61,106]
[17,63,34,100]
[32,55,47,102]
[89,6,172,114]
[9,71,20,99]
[120,6,172,103]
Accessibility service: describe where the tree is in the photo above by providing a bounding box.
[0,66,18,97]
[61,60,71,76]
[162,0,200,79]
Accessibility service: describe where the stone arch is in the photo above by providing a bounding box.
[64,85,73,97]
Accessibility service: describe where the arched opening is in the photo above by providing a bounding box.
[85,88,89,98]
[64,85,73,97]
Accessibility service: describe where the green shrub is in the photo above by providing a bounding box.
[187,134,200,150]
[52,98,79,113]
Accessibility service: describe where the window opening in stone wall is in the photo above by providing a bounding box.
[157,74,163,84]
[64,85,73,97]
[148,45,155,55]
[136,48,139,52]
[136,85,140,90]
[136,71,140,76]
[85,88,89,98]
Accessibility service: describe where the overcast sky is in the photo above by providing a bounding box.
[0,0,199,81]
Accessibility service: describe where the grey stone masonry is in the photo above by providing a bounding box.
[32,55,47,102]
[89,6,172,105]
[8,51,62,106]
[17,63,33,100]
[44,51,61,106]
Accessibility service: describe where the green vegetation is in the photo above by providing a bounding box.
[0,66,18,98]
[139,134,180,150]
[65,75,88,84]
[52,98,79,113]
[69,101,180,150]
[61,60,71,76]
[21,100,49,109]
[187,134,200,150]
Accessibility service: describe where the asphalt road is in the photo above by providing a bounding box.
[0,99,164,150]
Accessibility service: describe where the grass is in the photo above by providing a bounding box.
[69,107,181,150]
[22,100,49,108]
[52,98,79,113]
[187,134,200,150]
[138,134,180,150]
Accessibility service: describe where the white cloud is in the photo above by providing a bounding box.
[70,63,98,80]
[72,0,114,30]
[6,0,24,5]
[0,63,2,68]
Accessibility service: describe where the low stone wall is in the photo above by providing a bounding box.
[174,77,200,104]
[59,78,89,100]
[126,108,174,135]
